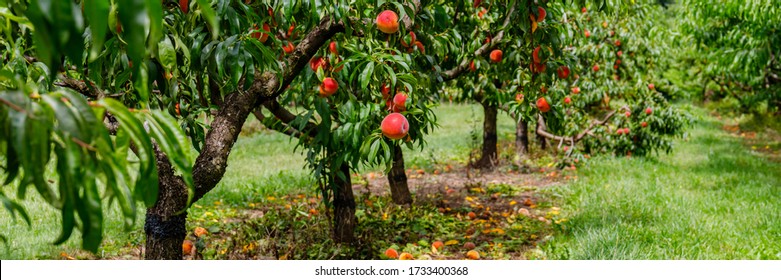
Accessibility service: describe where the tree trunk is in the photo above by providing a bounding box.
[536,114,548,150]
[144,146,190,260]
[332,163,356,244]
[516,118,529,156]
[474,101,498,169]
[387,144,412,204]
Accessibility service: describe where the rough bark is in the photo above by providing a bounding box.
[387,144,412,204]
[516,118,529,156]
[332,163,356,244]
[142,17,346,259]
[144,145,189,260]
[474,101,498,169]
[191,17,345,203]
[536,115,548,150]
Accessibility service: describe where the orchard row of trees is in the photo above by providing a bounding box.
[3,0,766,259]
[675,0,780,114]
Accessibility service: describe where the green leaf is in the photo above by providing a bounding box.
[84,0,110,60]
[159,36,177,75]
[52,142,78,246]
[146,0,163,54]
[359,61,375,90]
[117,0,149,103]
[74,177,103,253]
[368,138,380,162]
[145,111,194,208]
[99,98,158,207]
[95,132,136,229]
[195,0,219,39]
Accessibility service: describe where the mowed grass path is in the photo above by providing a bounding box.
[543,109,781,259]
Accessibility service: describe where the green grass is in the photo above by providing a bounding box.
[6,103,778,260]
[1,103,512,259]
[398,103,518,168]
[0,189,146,259]
[197,103,518,206]
[542,107,781,259]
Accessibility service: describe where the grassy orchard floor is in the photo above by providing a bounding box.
[541,108,781,259]
[1,104,780,259]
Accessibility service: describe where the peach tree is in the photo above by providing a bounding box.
[0,0,368,259]
[1,0,492,259]
[500,1,689,167]
[676,0,780,114]
[0,0,197,255]
[253,1,441,243]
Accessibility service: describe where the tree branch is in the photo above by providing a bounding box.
[252,109,305,138]
[535,106,628,151]
[263,100,319,138]
[191,16,346,203]
[439,2,516,82]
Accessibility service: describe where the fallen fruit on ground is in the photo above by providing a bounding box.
[194,227,208,238]
[385,248,399,259]
[463,242,476,250]
[432,241,444,250]
[466,250,480,260]
[399,252,414,260]
[182,240,194,255]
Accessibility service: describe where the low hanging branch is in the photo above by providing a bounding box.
[260,100,319,138]
[252,109,306,139]
[536,105,629,152]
